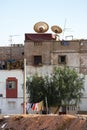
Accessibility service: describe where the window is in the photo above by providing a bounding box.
[7,81,16,89]
[8,101,16,110]
[34,42,42,46]
[58,55,66,64]
[34,56,42,65]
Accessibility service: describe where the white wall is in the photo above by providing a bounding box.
[0,70,24,114]
[0,67,87,114]
[79,75,87,111]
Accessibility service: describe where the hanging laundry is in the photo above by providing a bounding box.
[61,40,69,46]
[37,101,43,111]
[31,103,37,111]
[31,101,44,111]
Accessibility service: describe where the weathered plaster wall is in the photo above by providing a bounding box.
[0,70,23,114]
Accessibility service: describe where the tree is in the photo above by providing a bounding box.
[51,67,85,107]
[26,73,45,103]
[26,67,85,110]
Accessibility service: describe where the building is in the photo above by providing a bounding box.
[0,70,24,114]
[0,33,87,114]
[0,44,24,70]
[0,44,24,114]
[24,33,87,114]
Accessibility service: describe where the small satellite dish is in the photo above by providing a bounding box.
[34,21,49,33]
[51,25,62,34]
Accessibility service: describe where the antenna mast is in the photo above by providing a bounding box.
[62,18,67,39]
[9,35,20,45]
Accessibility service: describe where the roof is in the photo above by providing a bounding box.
[25,33,55,41]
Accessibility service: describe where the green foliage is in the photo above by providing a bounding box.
[26,67,85,107]
[26,73,45,103]
[52,67,85,106]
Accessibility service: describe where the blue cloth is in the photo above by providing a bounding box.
[61,40,69,46]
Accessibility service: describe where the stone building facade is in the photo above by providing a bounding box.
[24,33,87,114]
[0,44,24,70]
[24,33,87,74]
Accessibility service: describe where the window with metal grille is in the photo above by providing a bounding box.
[58,55,66,64]
[34,56,42,65]
[7,81,16,89]
[34,42,42,46]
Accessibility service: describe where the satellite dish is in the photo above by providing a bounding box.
[51,25,62,34]
[34,21,49,33]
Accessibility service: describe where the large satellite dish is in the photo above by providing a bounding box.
[34,21,49,33]
[51,25,62,34]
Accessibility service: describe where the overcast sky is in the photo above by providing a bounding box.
[0,0,87,46]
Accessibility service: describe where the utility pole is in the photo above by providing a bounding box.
[23,58,26,114]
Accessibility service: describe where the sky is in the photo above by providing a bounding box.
[0,0,87,46]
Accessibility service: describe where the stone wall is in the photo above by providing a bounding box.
[0,44,24,61]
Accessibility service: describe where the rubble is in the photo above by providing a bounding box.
[0,114,87,130]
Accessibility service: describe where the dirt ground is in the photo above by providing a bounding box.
[0,114,87,130]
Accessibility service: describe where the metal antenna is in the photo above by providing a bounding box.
[9,35,20,45]
[62,18,67,39]
[62,18,73,40]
